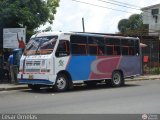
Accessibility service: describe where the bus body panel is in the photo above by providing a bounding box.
[119,56,142,77]
[54,56,70,75]
[67,55,141,81]
[18,54,57,85]
[67,56,96,81]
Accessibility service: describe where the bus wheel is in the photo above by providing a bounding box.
[28,84,40,91]
[106,71,124,87]
[54,74,68,92]
[112,71,124,87]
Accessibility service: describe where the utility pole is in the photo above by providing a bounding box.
[82,18,85,32]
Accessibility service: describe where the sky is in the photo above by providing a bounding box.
[40,0,160,34]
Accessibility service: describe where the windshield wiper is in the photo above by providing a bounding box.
[35,40,43,55]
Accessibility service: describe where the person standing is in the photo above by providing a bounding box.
[17,33,25,50]
[8,54,15,83]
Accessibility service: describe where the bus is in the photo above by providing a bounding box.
[18,32,142,91]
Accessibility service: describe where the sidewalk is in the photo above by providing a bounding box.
[0,83,28,91]
[126,74,160,81]
[0,75,159,91]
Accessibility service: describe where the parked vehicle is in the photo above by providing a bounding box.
[18,32,142,91]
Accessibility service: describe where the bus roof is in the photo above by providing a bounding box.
[31,31,139,40]
[31,32,63,38]
[69,32,139,40]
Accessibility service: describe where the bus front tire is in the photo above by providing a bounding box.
[106,71,124,87]
[54,74,69,92]
[28,84,41,91]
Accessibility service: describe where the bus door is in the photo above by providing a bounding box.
[55,40,70,73]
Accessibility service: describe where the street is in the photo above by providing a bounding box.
[0,80,160,114]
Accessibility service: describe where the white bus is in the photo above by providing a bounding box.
[18,32,142,91]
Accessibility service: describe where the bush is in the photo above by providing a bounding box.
[150,67,160,74]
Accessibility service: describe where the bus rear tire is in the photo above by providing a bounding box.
[54,74,69,92]
[106,71,124,87]
[28,84,41,91]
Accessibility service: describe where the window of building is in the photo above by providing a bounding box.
[151,8,159,15]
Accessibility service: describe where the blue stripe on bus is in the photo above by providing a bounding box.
[19,79,53,85]
[67,56,96,81]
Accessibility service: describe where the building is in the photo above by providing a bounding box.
[141,4,160,74]
[141,4,160,38]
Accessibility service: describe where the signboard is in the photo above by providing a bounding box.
[143,56,149,63]
[3,28,26,49]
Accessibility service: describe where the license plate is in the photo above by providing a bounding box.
[29,75,33,79]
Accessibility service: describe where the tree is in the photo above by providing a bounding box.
[118,14,148,35]
[0,0,60,45]
[118,19,129,33]
[42,26,53,32]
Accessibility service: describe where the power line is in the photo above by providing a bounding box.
[98,0,160,16]
[71,0,135,14]
[103,0,141,8]
[72,0,160,17]
[97,0,141,10]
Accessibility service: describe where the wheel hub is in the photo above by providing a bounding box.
[113,73,121,85]
[57,77,66,90]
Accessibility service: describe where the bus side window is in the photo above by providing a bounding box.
[135,40,140,56]
[121,39,135,56]
[105,38,120,55]
[70,35,88,55]
[55,40,70,57]
[88,36,105,56]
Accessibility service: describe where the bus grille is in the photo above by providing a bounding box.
[26,60,41,66]
[25,60,41,73]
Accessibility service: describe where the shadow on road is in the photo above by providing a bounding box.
[21,83,141,94]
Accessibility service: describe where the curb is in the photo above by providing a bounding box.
[0,86,28,91]
[126,77,160,82]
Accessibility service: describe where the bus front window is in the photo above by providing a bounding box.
[24,36,57,56]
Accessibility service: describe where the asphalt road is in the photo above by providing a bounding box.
[0,80,160,114]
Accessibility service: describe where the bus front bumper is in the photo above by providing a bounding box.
[17,73,57,85]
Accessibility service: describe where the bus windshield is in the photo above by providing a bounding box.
[24,36,57,56]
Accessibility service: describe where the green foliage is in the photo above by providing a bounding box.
[42,26,53,32]
[0,0,60,41]
[144,65,160,75]
[118,14,148,36]
[118,19,129,33]
[150,67,160,75]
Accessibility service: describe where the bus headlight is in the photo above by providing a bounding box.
[19,59,25,73]
[41,60,47,68]
[41,60,50,73]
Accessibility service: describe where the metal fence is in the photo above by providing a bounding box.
[141,40,160,75]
